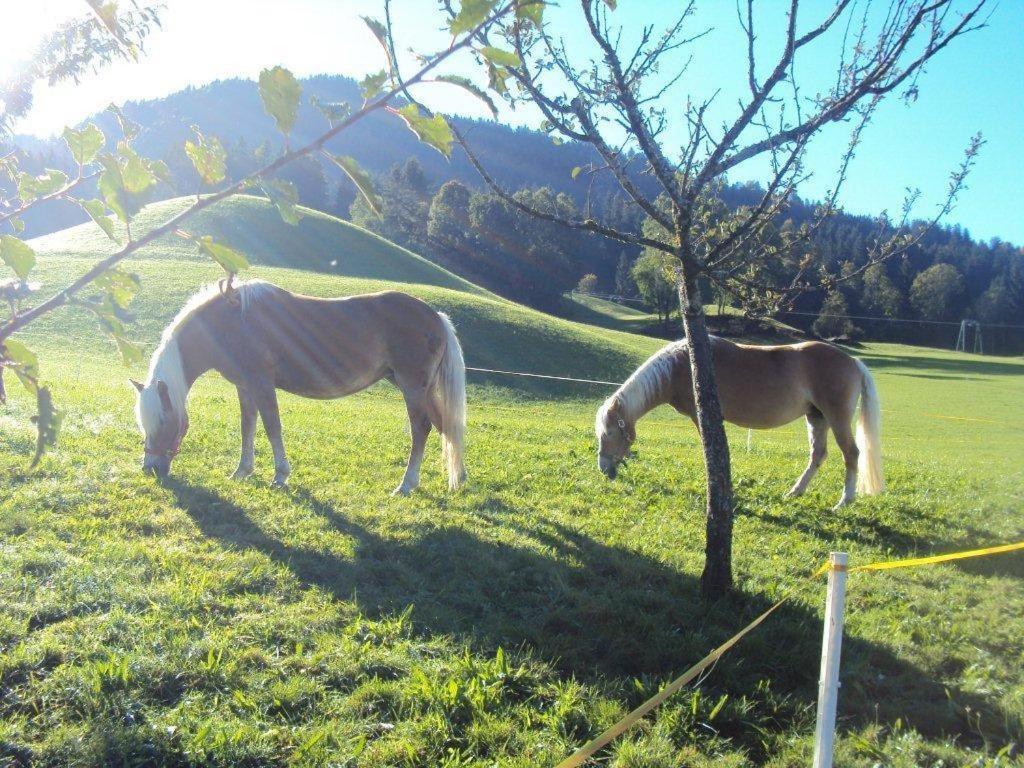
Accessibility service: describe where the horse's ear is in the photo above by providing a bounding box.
[129,379,145,393]
[156,380,173,412]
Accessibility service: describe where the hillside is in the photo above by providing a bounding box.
[30,196,481,295]
[27,196,664,390]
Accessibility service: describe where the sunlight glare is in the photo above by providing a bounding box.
[0,0,86,82]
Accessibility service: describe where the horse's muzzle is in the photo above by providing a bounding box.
[598,454,617,480]
[143,455,171,478]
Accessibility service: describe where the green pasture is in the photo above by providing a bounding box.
[0,198,1021,766]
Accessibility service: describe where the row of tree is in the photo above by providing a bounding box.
[346,157,637,309]
[325,152,1024,349]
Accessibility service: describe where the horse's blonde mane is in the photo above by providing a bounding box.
[597,340,687,434]
[137,279,275,435]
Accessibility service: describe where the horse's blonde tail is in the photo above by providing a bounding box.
[855,359,884,495]
[435,313,466,491]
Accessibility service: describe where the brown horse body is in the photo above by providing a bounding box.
[596,336,883,508]
[134,280,466,493]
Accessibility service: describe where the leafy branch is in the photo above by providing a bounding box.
[0,0,520,464]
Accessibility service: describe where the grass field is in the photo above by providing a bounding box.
[1,197,1022,767]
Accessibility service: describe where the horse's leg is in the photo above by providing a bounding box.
[232,386,257,479]
[252,380,291,486]
[787,411,828,497]
[829,415,860,510]
[394,385,432,496]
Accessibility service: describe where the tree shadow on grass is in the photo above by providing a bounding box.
[167,480,1019,749]
[740,500,996,559]
[740,499,1024,584]
[858,352,1023,378]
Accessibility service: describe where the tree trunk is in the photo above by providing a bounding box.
[677,265,735,600]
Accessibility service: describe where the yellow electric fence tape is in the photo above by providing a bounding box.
[851,540,1024,572]
[554,562,828,768]
[555,542,1024,768]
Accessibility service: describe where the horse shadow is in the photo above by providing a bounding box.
[166,480,1019,750]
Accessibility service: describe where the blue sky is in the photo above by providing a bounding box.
[6,0,1022,244]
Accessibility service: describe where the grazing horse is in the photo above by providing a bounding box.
[595,336,883,508]
[133,280,466,494]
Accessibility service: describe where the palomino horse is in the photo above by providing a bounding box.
[133,280,466,494]
[596,336,883,508]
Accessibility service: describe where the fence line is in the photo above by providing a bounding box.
[464,366,621,387]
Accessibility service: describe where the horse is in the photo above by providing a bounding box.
[132,279,467,494]
[595,336,883,509]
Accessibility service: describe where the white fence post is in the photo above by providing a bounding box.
[812,551,848,768]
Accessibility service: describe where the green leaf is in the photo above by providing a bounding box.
[80,199,120,243]
[31,385,63,468]
[479,46,520,68]
[395,105,453,158]
[310,95,351,125]
[94,267,140,310]
[258,66,302,135]
[2,338,39,393]
[184,128,227,186]
[119,147,156,195]
[327,155,382,218]
[197,236,249,274]
[487,62,510,95]
[98,159,129,223]
[436,75,498,118]
[17,169,68,202]
[359,71,388,102]
[113,335,144,366]
[10,217,24,235]
[107,103,139,141]
[260,179,302,225]
[450,0,497,35]
[150,159,171,184]
[361,16,389,49]
[570,166,583,180]
[97,149,161,221]
[0,153,18,180]
[86,291,142,366]
[0,235,36,279]
[515,0,545,27]
[63,123,105,165]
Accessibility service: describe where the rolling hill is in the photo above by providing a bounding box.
[26,195,665,392]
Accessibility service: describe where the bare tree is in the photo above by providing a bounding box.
[419,0,986,597]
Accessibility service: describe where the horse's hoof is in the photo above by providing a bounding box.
[231,467,254,480]
[391,485,412,497]
[786,488,804,499]
[271,476,290,488]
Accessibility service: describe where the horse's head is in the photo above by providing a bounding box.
[132,378,188,478]
[595,396,636,480]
